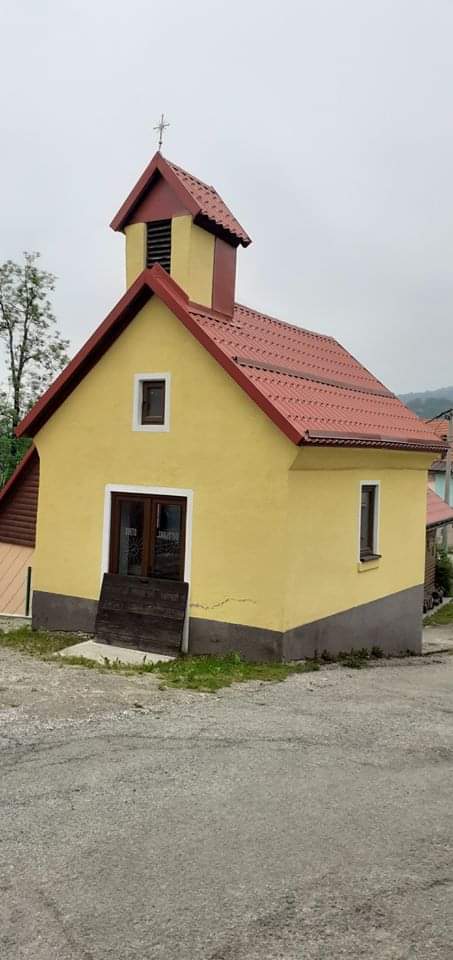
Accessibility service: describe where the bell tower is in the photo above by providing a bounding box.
[110,152,251,315]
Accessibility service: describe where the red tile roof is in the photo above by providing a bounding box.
[424,418,449,441]
[16,266,446,455]
[189,302,446,450]
[167,160,250,246]
[427,488,453,528]
[110,152,251,247]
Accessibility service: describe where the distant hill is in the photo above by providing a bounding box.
[399,386,453,419]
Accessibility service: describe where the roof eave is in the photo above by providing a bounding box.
[16,274,157,438]
[193,212,251,248]
[427,517,453,529]
[300,430,446,455]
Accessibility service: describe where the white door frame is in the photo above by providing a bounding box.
[101,483,194,651]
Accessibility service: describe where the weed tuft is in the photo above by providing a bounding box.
[371,645,384,659]
[337,648,370,669]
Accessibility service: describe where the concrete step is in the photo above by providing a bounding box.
[58,639,175,666]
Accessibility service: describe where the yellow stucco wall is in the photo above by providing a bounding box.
[33,297,293,631]
[188,222,214,306]
[125,223,145,287]
[32,295,430,636]
[125,215,214,306]
[0,542,34,615]
[170,216,191,291]
[170,216,214,306]
[284,447,432,631]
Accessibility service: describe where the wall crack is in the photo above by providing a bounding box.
[190,597,256,611]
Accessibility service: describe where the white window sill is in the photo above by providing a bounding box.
[357,556,381,572]
[133,424,170,434]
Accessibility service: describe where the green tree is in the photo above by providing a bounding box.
[0,252,69,485]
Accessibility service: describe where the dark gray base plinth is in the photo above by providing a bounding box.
[32,584,424,660]
[32,591,98,634]
[189,617,282,662]
[283,584,424,660]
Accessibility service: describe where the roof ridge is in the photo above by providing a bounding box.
[233,302,335,342]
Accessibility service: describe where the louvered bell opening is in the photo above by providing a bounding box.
[146,219,172,273]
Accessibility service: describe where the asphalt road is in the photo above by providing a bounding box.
[1,648,453,959]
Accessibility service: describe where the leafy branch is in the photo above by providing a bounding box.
[0,252,69,484]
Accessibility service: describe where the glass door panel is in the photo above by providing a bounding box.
[117,499,145,576]
[110,494,186,581]
[151,501,184,580]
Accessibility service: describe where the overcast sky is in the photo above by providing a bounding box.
[1,0,453,394]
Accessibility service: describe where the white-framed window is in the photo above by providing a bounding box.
[132,373,171,433]
[358,481,380,562]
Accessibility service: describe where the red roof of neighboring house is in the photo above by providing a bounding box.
[16,265,446,454]
[426,488,453,528]
[425,418,449,441]
[110,152,251,247]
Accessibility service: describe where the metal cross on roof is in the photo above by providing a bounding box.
[154,113,170,151]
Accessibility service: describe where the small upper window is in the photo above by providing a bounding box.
[133,374,170,433]
[141,380,165,425]
[360,483,380,561]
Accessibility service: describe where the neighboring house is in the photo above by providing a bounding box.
[426,418,453,546]
[0,447,38,616]
[425,488,453,607]
[9,151,445,659]
[429,458,451,502]
[427,419,451,501]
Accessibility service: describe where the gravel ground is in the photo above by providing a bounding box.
[1,647,453,959]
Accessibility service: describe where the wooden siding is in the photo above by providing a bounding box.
[0,542,33,614]
[0,450,39,547]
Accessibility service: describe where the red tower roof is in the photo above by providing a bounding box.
[110,152,251,247]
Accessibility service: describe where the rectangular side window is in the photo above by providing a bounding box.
[141,380,166,426]
[132,373,170,433]
[360,484,379,561]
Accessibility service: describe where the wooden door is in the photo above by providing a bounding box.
[109,493,186,581]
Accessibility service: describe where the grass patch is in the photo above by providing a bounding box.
[149,653,320,692]
[0,626,74,657]
[0,628,320,692]
[424,601,453,626]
